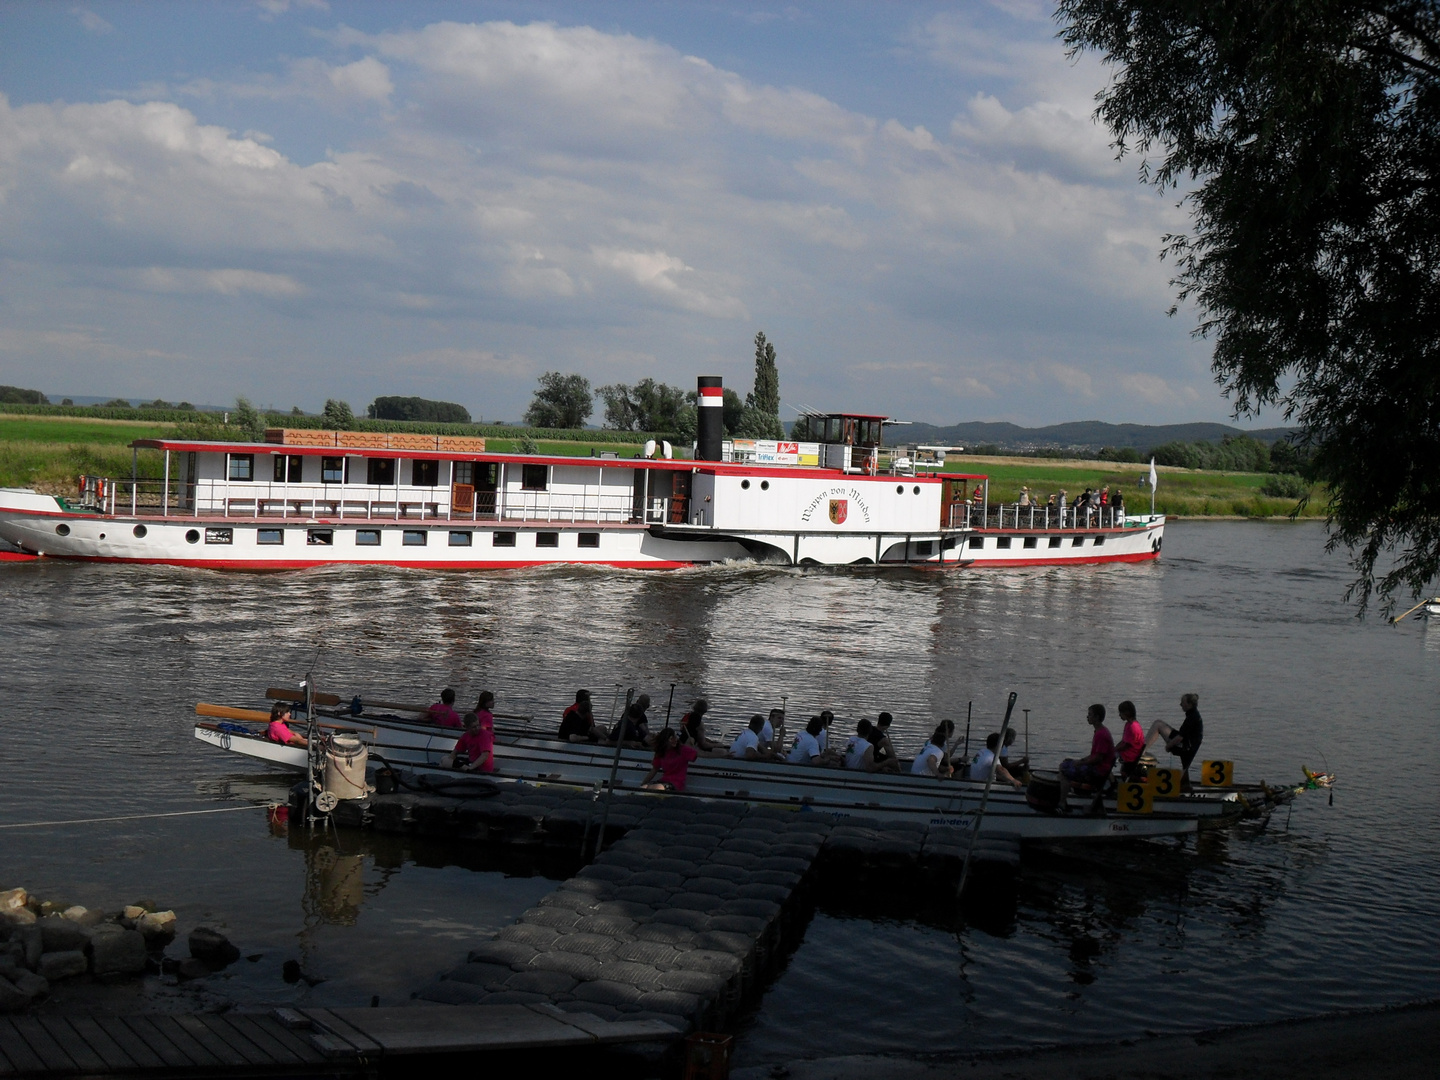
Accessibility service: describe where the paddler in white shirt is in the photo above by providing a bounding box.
[910,730,953,777]
[844,720,877,771]
[969,732,1025,789]
[786,716,826,765]
[729,715,776,760]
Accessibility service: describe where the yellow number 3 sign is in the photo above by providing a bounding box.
[1116,781,1154,814]
[1150,767,1180,798]
[1202,760,1234,787]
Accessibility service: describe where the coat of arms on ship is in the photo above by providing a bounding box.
[829,499,848,524]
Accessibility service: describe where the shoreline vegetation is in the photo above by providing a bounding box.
[0,415,1324,519]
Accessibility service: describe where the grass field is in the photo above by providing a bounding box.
[0,418,1321,516]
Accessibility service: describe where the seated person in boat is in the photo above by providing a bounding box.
[932,720,956,769]
[968,732,1023,789]
[443,712,494,773]
[266,703,307,748]
[1058,704,1116,812]
[1115,700,1146,780]
[761,707,785,748]
[428,687,462,728]
[642,728,700,792]
[730,715,777,760]
[611,694,653,747]
[911,730,953,777]
[844,719,877,771]
[1143,692,1204,788]
[999,728,1026,777]
[559,689,601,743]
[786,716,827,765]
[867,712,901,772]
[680,699,727,755]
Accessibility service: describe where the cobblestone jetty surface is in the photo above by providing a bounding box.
[380,790,1020,1035]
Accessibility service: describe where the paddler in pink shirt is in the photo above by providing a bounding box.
[427,687,462,728]
[266,703,307,748]
[466,691,496,773]
[444,711,493,772]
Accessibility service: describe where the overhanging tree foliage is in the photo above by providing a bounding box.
[524,372,593,429]
[1057,0,1440,612]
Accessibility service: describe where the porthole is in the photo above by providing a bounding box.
[133,525,147,538]
[186,529,200,544]
[741,479,751,490]
[55,524,70,536]
[760,480,769,491]
[897,485,904,494]
[913,486,921,495]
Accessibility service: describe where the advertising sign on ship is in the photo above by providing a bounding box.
[728,439,821,465]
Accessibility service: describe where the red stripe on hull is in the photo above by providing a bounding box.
[41,556,696,571]
[958,551,1159,568]
[0,551,38,562]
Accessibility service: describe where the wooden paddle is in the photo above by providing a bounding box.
[266,687,343,707]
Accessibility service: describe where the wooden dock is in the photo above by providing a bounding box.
[0,1003,679,1077]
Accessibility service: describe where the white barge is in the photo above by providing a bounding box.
[0,377,1163,570]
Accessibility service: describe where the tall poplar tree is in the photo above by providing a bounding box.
[740,331,784,439]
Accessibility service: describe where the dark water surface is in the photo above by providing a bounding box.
[1,522,1436,1061]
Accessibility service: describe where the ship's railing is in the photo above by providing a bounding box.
[91,477,655,526]
[947,502,1139,530]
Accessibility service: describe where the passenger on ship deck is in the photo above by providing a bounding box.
[559,690,600,743]
[1115,700,1146,780]
[844,720,876,770]
[911,730,953,777]
[968,733,1023,789]
[1058,704,1116,813]
[641,728,699,792]
[428,688,462,728]
[611,694,653,747]
[1113,489,1126,518]
[786,716,827,765]
[1019,486,1031,507]
[266,703,307,748]
[868,713,900,772]
[443,712,494,773]
[1143,693,1204,789]
[730,715,775,760]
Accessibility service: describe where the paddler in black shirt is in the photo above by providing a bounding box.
[558,689,600,742]
[1144,692,1204,790]
[611,694,653,747]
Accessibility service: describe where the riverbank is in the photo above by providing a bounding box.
[732,999,1440,1080]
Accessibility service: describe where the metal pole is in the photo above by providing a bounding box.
[664,683,676,728]
[162,451,170,517]
[958,691,1017,899]
[590,687,633,860]
[962,701,972,763]
[580,683,622,858]
[1023,709,1030,769]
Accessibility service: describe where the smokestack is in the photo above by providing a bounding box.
[696,376,724,462]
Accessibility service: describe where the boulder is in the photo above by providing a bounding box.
[130,899,158,914]
[188,927,240,967]
[16,927,41,970]
[7,970,47,1000]
[89,925,147,977]
[62,906,106,927]
[0,889,26,913]
[37,950,87,981]
[176,958,208,980]
[0,976,29,1013]
[1,907,35,928]
[38,901,68,917]
[39,916,90,953]
[121,905,147,926]
[0,943,23,969]
[136,911,177,941]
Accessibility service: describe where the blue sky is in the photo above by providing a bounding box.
[0,1,1250,426]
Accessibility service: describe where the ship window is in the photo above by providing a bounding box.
[536,532,559,548]
[897,485,904,494]
[1024,537,1038,549]
[449,531,472,547]
[133,525,147,538]
[522,464,549,491]
[968,536,984,549]
[322,456,344,483]
[493,531,516,547]
[1048,536,1062,549]
[228,454,254,482]
[915,541,934,556]
[307,529,333,546]
[413,460,439,486]
[1072,536,1085,546]
[186,529,201,544]
[355,529,381,546]
[453,462,474,486]
[402,530,427,546]
[273,455,303,482]
[997,537,1012,549]
[913,486,921,495]
[741,479,750,490]
[55,523,70,536]
[204,528,231,545]
[257,528,284,545]
[578,532,600,548]
[367,458,396,486]
[760,480,769,491]
[1094,535,1105,545]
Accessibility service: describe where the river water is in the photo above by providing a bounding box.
[1,521,1436,1062]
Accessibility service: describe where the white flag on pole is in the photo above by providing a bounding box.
[1149,457,1158,491]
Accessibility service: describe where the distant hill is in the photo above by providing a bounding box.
[883,419,1296,453]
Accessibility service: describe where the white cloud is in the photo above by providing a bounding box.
[325,57,393,103]
[132,267,307,298]
[73,8,114,34]
[255,0,328,22]
[593,248,747,319]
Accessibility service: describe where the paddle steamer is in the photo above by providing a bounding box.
[0,377,1163,570]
